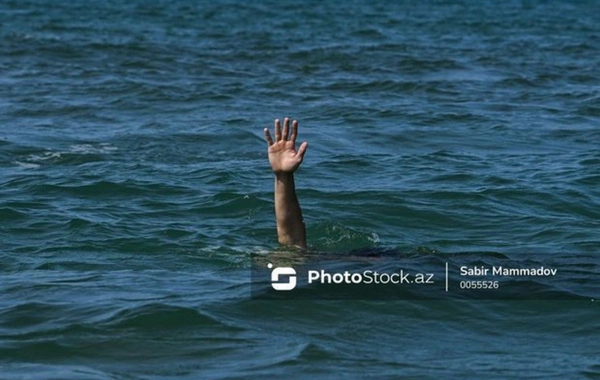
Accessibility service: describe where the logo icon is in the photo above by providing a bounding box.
[268,263,297,291]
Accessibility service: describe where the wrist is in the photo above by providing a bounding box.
[274,172,294,182]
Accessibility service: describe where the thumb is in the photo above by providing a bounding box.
[296,141,308,160]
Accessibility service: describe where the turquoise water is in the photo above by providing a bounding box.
[1,0,599,378]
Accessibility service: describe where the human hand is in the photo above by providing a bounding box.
[264,118,308,175]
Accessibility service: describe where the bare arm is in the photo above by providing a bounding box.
[264,118,308,249]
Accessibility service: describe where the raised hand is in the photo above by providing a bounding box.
[264,118,308,175]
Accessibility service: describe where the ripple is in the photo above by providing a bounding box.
[100,303,242,330]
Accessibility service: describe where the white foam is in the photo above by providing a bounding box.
[368,232,380,243]
[27,152,62,162]
[14,161,41,169]
[16,143,117,168]
[69,143,118,154]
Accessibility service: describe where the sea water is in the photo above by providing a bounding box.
[1,0,599,378]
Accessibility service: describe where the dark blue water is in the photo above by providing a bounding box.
[1,0,599,378]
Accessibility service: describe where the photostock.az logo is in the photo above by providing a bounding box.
[268,263,297,291]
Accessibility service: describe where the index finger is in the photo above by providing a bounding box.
[290,120,299,143]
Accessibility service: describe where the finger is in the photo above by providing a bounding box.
[290,120,299,143]
[282,117,290,141]
[264,128,274,146]
[274,119,282,141]
[296,141,308,160]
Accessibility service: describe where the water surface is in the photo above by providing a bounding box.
[1,0,599,378]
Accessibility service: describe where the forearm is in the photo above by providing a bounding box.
[274,172,306,249]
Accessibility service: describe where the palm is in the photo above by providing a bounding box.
[268,140,303,173]
[264,118,308,174]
